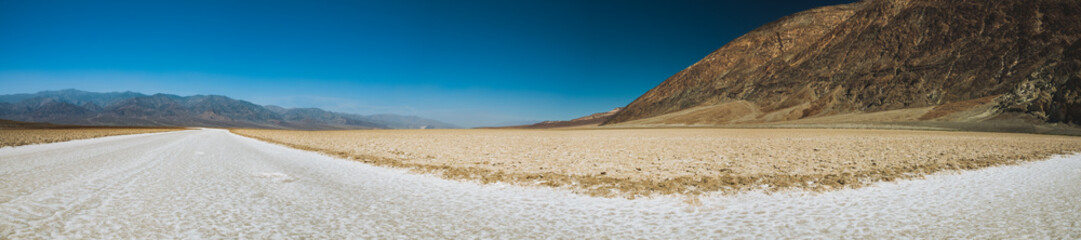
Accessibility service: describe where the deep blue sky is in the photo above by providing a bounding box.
[1,0,855,127]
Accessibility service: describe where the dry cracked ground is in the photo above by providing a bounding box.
[0,128,184,148]
[232,128,1081,198]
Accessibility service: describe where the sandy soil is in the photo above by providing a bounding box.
[0,128,185,148]
[231,128,1081,197]
[3,129,1079,238]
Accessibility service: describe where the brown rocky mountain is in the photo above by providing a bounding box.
[486,108,622,129]
[604,0,1081,130]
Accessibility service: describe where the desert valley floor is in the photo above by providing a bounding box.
[233,128,1081,197]
[1,129,1079,238]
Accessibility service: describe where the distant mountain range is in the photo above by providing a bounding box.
[0,89,458,130]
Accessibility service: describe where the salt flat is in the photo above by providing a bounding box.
[233,128,1081,197]
[1,129,1078,238]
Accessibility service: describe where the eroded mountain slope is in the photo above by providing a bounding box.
[606,0,1081,127]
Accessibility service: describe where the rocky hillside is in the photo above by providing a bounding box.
[0,89,457,130]
[605,0,1081,127]
[493,108,622,129]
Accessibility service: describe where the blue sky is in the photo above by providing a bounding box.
[0,0,854,127]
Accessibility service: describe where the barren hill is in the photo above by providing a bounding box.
[489,108,622,129]
[605,0,1081,129]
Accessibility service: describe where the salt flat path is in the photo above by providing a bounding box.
[1,129,1078,238]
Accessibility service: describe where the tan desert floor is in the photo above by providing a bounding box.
[231,128,1081,197]
[0,128,184,148]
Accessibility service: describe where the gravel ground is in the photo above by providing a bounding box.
[232,128,1081,197]
[0,128,184,148]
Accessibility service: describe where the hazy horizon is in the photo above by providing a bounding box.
[1,0,855,127]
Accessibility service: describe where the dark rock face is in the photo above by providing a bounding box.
[606,0,1081,125]
[0,90,457,130]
